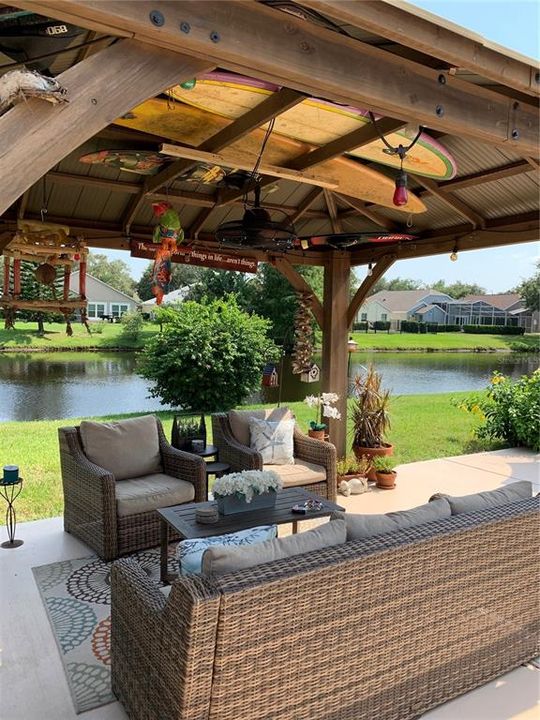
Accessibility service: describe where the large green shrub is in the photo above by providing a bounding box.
[462,325,524,335]
[138,297,278,412]
[456,370,540,451]
[120,310,144,341]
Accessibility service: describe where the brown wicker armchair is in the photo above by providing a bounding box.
[212,409,337,501]
[58,416,206,561]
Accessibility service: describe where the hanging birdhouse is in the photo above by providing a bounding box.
[301,362,321,383]
[262,363,279,387]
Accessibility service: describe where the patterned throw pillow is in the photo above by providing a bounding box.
[177,524,277,575]
[249,418,295,465]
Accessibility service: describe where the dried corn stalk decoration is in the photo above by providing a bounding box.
[291,291,314,375]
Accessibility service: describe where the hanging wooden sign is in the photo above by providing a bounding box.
[130,240,258,274]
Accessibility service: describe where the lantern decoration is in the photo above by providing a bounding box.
[0,220,88,334]
[262,363,279,388]
[151,202,184,305]
[300,362,321,384]
[291,291,314,375]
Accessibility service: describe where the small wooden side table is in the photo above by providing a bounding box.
[0,478,24,548]
[191,445,230,499]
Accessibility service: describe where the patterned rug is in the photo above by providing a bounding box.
[32,545,177,714]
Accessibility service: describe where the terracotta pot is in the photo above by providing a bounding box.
[308,428,326,441]
[352,444,394,481]
[375,470,397,490]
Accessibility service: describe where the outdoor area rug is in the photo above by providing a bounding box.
[32,545,178,714]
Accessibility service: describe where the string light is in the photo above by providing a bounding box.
[450,245,458,262]
[367,262,373,276]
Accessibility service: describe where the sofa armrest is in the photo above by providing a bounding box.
[157,420,207,501]
[211,413,263,472]
[58,427,118,557]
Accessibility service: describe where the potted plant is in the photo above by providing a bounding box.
[337,455,371,496]
[372,455,397,490]
[350,365,393,479]
[304,393,341,440]
[212,470,283,515]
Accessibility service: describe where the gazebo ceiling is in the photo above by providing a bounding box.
[0,0,538,264]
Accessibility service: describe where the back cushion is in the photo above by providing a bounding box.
[335,497,451,541]
[202,519,347,576]
[80,415,162,481]
[430,480,532,515]
[228,407,292,446]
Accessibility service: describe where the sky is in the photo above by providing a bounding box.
[102,0,539,292]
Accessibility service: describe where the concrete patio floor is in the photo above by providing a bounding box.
[0,448,538,720]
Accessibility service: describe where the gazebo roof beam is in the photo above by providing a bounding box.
[323,190,342,234]
[424,159,535,193]
[300,0,539,98]
[410,174,486,228]
[335,194,399,231]
[16,1,538,153]
[288,188,324,224]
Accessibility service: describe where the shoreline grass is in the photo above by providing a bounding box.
[0,391,501,523]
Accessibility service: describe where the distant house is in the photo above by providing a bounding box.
[140,286,191,316]
[356,290,534,331]
[69,272,139,321]
[355,289,454,330]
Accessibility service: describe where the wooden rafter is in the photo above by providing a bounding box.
[525,157,540,170]
[271,257,324,328]
[323,190,342,234]
[188,206,214,239]
[410,175,486,228]
[434,159,535,192]
[0,39,213,217]
[17,1,538,153]
[289,188,324,224]
[347,255,396,327]
[300,0,539,98]
[336,194,398,232]
[123,87,306,233]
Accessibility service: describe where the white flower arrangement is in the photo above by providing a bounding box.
[304,392,341,430]
[213,470,283,503]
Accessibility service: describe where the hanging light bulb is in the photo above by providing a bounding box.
[367,262,373,276]
[393,168,408,207]
[450,245,458,262]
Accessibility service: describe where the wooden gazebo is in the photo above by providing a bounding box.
[0,0,538,454]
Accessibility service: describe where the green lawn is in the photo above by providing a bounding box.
[1,391,498,523]
[0,320,158,350]
[349,331,539,351]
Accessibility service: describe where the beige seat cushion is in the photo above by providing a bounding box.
[115,473,195,517]
[202,519,346,576]
[80,415,162,481]
[228,407,292,447]
[265,460,326,487]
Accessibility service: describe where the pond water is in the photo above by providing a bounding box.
[0,351,537,422]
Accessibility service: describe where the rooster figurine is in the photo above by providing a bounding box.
[151,202,184,304]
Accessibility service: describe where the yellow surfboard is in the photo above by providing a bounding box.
[169,72,457,180]
[115,99,427,214]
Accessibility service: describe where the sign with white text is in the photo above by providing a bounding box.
[130,241,258,274]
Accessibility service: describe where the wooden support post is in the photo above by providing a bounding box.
[322,252,350,458]
[347,256,396,327]
[3,256,11,295]
[271,257,324,328]
[12,259,21,297]
[63,265,71,301]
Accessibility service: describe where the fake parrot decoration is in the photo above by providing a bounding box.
[151,202,184,304]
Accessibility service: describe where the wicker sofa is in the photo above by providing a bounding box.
[111,496,539,720]
[58,416,206,561]
[212,409,337,501]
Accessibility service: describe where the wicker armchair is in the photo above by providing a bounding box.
[58,417,206,561]
[212,410,337,501]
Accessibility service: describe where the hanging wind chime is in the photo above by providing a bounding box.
[291,291,315,375]
[150,201,184,304]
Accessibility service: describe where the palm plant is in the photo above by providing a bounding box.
[351,365,391,448]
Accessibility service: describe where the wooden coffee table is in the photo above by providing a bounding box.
[158,487,345,583]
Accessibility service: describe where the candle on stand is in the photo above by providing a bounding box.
[3,466,19,484]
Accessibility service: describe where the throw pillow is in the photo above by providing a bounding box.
[202,519,347,576]
[334,497,451,541]
[249,418,295,465]
[177,525,277,575]
[228,407,292,446]
[80,415,162,481]
[429,480,532,515]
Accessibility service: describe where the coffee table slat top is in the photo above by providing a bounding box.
[158,488,344,539]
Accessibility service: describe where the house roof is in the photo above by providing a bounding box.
[416,303,445,316]
[141,286,190,307]
[70,271,138,303]
[460,293,523,310]
[365,289,452,312]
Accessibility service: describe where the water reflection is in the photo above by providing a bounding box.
[0,351,536,422]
